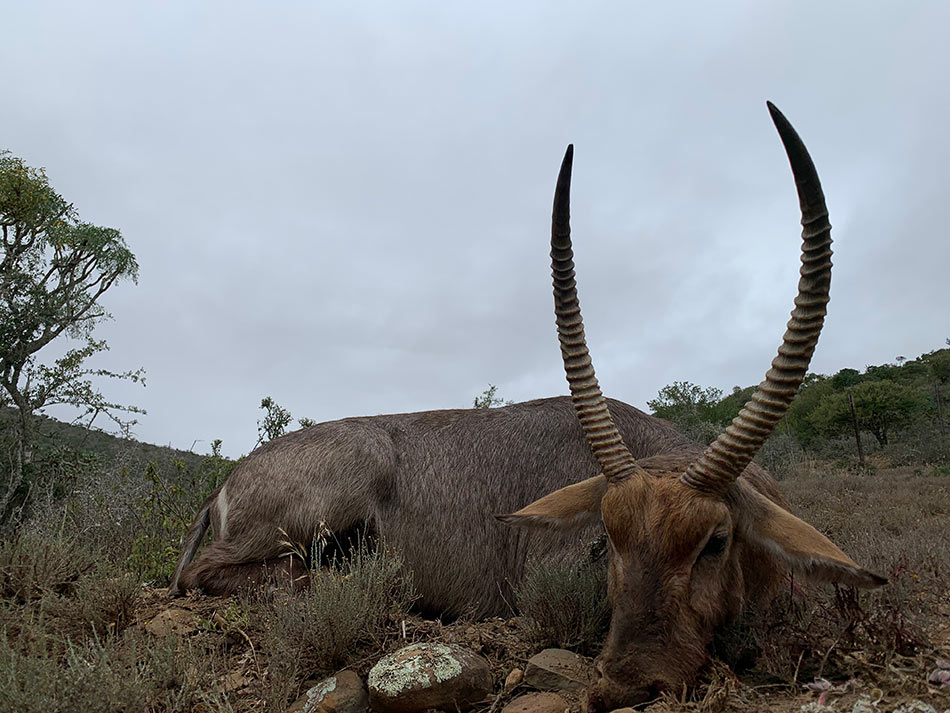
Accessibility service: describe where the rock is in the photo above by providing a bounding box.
[501,692,568,713]
[929,667,950,688]
[367,643,492,713]
[893,702,937,713]
[524,649,590,693]
[504,668,524,693]
[286,670,368,713]
[144,607,196,636]
[214,668,249,694]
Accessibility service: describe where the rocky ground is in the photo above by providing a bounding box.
[138,586,949,713]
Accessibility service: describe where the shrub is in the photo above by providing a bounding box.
[0,628,230,713]
[127,447,235,584]
[0,531,98,602]
[260,541,415,688]
[515,553,610,655]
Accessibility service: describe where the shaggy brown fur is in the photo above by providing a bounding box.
[169,396,773,616]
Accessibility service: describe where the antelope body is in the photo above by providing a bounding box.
[169,394,778,616]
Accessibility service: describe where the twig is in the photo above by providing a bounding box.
[792,650,805,685]
[486,688,506,713]
[817,633,843,681]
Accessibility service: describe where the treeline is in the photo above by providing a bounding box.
[648,345,950,468]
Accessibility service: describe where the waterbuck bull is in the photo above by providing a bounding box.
[169,394,769,613]
[499,102,886,710]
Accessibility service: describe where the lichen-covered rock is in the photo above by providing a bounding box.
[524,649,590,693]
[501,692,568,713]
[367,643,492,713]
[287,670,368,713]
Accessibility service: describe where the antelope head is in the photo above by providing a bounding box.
[500,103,886,710]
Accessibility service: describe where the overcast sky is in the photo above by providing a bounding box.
[4,2,948,457]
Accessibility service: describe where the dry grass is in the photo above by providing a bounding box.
[0,534,232,713]
[745,462,950,699]
[0,461,946,713]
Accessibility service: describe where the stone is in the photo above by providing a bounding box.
[215,668,249,694]
[144,607,196,636]
[501,692,568,713]
[504,668,524,693]
[367,643,492,713]
[524,649,590,693]
[929,667,950,688]
[286,670,368,713]
[893,702,937,713]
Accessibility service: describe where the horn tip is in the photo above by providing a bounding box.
[766,101,788,128]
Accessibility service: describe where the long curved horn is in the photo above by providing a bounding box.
[681,102,832,496]
[552,145,647,483]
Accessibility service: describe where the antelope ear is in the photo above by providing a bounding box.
[739,486,887,588]
[496,476,607,531]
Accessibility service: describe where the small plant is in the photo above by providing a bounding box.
[261,540,415,684]
[515,553,610,654]
[196,597,251,635]
[0,531,98,602]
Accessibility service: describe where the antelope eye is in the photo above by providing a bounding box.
[699,533,728,559]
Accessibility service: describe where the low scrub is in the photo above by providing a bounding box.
[259,540,415,707]
[0,628,229,713]
[747,465,949,682]
[516,552,610,655]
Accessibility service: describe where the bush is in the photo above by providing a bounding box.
[0,628,230,713]
[127,447,235,584]
[515,553,610,655]
[0,531,98,602]
[260,541,415,686]
[0,530,227,712]
[0,532,141,650]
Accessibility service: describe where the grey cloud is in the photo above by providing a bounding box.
[5,1,947,457]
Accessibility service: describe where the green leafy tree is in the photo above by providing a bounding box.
[710,384,755,426]
[473,384,513,409]
[922,349,950,385]
[0,150,141,519]
[786,373,836,446]
[647,381,723,429]
[808,380,927,447]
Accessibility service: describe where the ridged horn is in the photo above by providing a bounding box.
[552,145,647,483]
[681,102,832,496]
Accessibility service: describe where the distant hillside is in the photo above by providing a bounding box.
[0,407,206,472]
